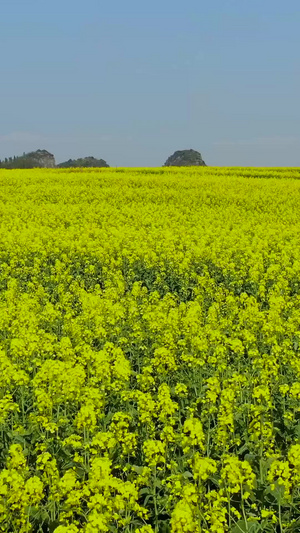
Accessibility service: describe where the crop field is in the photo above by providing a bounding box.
[2,166,300,533]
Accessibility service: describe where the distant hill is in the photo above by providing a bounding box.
[57,156,109,168]
[0,151,109,170]
[0,149,55,169]
[164,149,206,167]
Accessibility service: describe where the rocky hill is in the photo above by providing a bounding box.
[164,149,206,167]
[0,149,55,169]
[57,156,109,168]
[0,151,110,170]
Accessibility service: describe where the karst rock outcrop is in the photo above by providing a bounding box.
[30,149,56,168]
[164,149,206,167]
[0,149,56,169]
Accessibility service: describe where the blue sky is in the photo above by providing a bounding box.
[1,0,299,166]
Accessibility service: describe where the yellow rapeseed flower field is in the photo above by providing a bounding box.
[1,166,300,532]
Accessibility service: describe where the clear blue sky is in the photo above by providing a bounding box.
[1,0,299,166]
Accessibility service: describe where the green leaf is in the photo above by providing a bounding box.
[294,422,300,439]
[264,483,286,503]
[232,519,261,533]
[182,470,193,479]
[139,487,151,496]
[244,453,256,465]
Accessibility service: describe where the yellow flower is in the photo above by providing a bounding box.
[181,417,205,453]
[143,439,166,467]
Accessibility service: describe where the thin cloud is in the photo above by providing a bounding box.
[0,132,113,144]
[214,137,300,147]
[0,131,45,143]
[53,134,113,143]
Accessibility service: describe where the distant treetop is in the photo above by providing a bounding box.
[57,156,109,168]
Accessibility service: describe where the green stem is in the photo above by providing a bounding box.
[241,487,248,531]
[278,501,283,533]
[206,415,211,457]
[153,466,159,532]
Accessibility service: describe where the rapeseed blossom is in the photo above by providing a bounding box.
[0,166,300,531]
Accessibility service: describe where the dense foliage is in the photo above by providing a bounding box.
[57,157,109,169]
[1,166,300,532]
